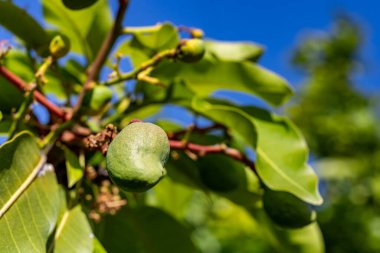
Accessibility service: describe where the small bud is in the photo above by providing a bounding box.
[49,35,70,59]
[176,39,206,63]
[190,28,204,39]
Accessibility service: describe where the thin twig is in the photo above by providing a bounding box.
[169,140,257,175]
[72,0,130,116]
[0,66,67,120]
[103,49,176,86]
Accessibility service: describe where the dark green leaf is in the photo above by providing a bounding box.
[96,206,199,253]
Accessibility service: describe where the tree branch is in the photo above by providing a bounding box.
[72,0,130,115]
[169,140,257,175]
[0,66,68,120]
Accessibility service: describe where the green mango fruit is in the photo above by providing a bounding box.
[263,188,316,228]
[106,122,170,192]
[82,86,113,115]
[49,35,70,59]
[176,39,206,63]
[62,0,98,10]
[198,154,246,192]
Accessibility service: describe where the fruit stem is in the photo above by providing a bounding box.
[103,49,176,86]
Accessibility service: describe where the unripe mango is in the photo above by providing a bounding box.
[106,122,170,192]
[263,188,316,228]
[49,35,70,59]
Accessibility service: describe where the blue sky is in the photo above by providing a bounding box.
[1,0,379,94]
[123,0,380,94]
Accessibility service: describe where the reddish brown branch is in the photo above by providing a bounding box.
[72,0,130,115]
[169,140,257,175]
[167,123,226,139]
[0,66,68,120]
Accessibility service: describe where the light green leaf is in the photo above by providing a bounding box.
[120,104,162,127]
[0,2,50,53]
[96,206,200,253]
[117,38,151,67]
[93,237,107,253]
[205,40,264,62]
[0,111,2,121]
[42,0,111,61]
[191,99,322,205]
[53,205,93,253]
[118,23,178,68]
[62,146,84,188]
[242,106,322,205]
[134,23,179,51]
[152,59,293,106]
[0,132,63,252]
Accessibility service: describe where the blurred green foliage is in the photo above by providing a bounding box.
[289,16,380,253]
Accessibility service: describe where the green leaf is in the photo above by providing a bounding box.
[117,38,150,67]
[0,132,64,252]
[205,40,264,62]
[152,59,293,106]
[242,106,322,205]
[0,2,50,53]
[0,111,2,121]
[62,146,84,188]
[191,99,322,205]
[42,0,112,61]
[93,237,107,253]
[96,206,199,253]
[134,23,179,51]
[120,104,162,127]
[118,23,178,68]
[53,205,93,253]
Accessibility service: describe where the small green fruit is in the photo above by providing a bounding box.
[82,86,113,115]
[62,0,98,10]
[49,35,70,59]
[106,122,170,192]
[263,188,316,229]
[198,154,245,192]
[176,39,206,63]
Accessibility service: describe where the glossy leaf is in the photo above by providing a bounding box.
[205,40,264,62]
[96,206,199,253]
[191,99,322,205]
[0,2,50,53]
[53,205,93,253]
[152,59,293,106]
[0,132,63,252]
[242,106,322,205]
[42,0,111,61]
